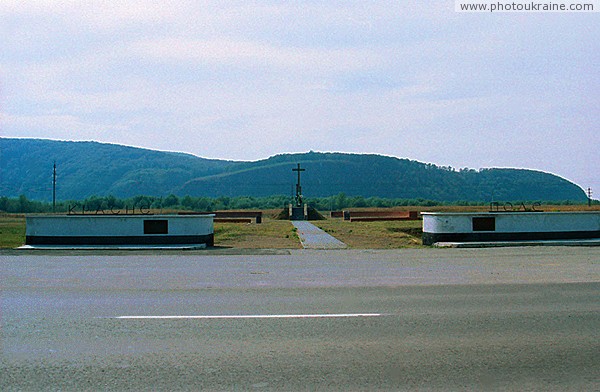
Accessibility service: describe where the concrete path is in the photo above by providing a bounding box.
[292,221,347,249]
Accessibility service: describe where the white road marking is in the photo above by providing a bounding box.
[115,313,383,319]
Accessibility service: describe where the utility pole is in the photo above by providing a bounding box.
[53,161,56,213]
[588,187,593,207]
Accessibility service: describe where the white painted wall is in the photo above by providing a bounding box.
[26,215,214,237]
[422,212,600,234]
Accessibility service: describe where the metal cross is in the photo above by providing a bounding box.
[292,163,305,206]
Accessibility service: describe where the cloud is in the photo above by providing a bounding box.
[2,112,129,138]
[126,37,387,75]
[0,1,178,29]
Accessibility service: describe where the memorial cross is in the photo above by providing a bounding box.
[292,163,305,207]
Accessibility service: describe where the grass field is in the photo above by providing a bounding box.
[215,218,301,249]
[314,219,423,248]
[0,214,26,249]
[1,205,598,249]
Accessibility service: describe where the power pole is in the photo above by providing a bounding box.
[588,187,593,207]
[53,161,56,213]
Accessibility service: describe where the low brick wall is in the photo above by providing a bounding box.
[350,216,419,222]
[214,218,253,223]
[180,211,262,223]
[342,210,419,221]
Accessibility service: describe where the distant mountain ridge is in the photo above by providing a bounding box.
[0,138,587,202]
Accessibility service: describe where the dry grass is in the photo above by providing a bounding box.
[0,214,26,249]
[215,218,301,249]
[313,219,423,248]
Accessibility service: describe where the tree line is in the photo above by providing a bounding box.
[0,194,594,214]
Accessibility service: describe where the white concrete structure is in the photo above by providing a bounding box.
[25,214,214,247]
[422,211,600,245]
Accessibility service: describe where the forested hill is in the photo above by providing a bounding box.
[0,138,587,202]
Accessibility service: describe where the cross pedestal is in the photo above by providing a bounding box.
[289,204,307,220]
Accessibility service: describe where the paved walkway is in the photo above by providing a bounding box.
[292,221,347,249]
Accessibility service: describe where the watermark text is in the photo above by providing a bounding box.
[456,1,599,12]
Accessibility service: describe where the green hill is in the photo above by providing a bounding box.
[0,138,234,200]
[0,138,587,202]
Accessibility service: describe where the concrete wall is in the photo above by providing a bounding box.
[26,214,214,246]
[422,212,600,245]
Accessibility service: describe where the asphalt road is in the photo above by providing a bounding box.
[1,247,599,391]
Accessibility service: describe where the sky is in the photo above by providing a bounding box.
[1,1,598,195]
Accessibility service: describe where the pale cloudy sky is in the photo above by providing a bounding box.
[1,1,598,194]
